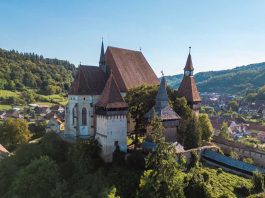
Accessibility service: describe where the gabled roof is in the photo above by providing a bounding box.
[105,46,159,92]
[69,65,107,95]
[184,53,194,71]
[178,76,201,103]
[96,72,128,109]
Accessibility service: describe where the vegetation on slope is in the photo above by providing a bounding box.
[0,48,76,95]
[165,62,265,94]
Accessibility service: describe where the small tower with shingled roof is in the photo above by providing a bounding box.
[178,47,201,114]
[145,71,181,143]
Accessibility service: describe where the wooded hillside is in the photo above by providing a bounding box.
[0,48,76,95]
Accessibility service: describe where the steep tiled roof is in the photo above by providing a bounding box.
[96,72,128,109]
[69,65,107,95]
[184,53,194,71]
[178,76,201,102]
[105,46,159,92]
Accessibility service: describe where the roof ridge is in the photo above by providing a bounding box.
[108,46,141,53]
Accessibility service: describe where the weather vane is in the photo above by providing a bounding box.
[139,46,142,52]
[189,46,191,54]
[161,70,164,76]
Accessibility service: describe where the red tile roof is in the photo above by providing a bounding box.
[105,46,159,92]
[178,76,201,103]
[69,65,107,95]
[96,72,128,109]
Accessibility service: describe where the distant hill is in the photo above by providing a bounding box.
[0,48,76,94]
[165,62,265,94]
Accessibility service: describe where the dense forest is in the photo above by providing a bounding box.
[0,48,76,94]
[165,62,265,95]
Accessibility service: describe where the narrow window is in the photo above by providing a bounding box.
[82,108,87,125]
[72,108,75,124]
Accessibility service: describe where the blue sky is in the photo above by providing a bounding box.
[0,0,265,76]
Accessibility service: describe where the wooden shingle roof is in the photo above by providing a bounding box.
[105,46,159,92]
[96,72,128,109]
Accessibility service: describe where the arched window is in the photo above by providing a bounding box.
[82,108,87,125]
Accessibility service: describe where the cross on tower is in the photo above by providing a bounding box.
[189,46,191,54]
[161,70,164,76]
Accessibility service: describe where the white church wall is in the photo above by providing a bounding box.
[65,94,100,137]
[95,114,127,162]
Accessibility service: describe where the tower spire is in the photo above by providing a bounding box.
[184,47,194,74]
[99,38,105,66]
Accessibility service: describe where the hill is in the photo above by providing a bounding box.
[165,62,265,95]
[0,48,76,95]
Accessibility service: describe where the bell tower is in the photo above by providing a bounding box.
[178,47,201,114]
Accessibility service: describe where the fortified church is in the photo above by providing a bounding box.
[65,42,201,161]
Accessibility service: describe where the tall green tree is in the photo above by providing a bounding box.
[137,114,184,198]
[199,113,214,142]
[219,122,230,140]
[184,114,202,149]
[0,118,30,150]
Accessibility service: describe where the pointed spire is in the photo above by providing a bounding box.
[155,75,169,109]
[184,47,194,71]
[99,38,105,66]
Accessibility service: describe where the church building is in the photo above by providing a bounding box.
[64,42,159,161]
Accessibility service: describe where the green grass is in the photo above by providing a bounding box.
[0,104,12,110]
[194,167,252,197]
[0,90,19,99]
[39,94,67,105]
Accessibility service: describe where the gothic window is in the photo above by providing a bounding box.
[82,107,87,125]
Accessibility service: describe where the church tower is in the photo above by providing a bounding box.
[95,72,128,162]
[146,74,181,143]
[178,47,201,114]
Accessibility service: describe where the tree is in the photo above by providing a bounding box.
[219,122,230,140]
[20,90,36,104]
[125,85,158,130]
[252,171,265,193]
[184,171,211,198]
[0,118,30,150]
[172,97,192,120]
[230,151,239,160]
[10,156,60,198]
[184,114,202,149]
[227,100,239,112]
[199,113,214,142]
[137,114,185,198]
